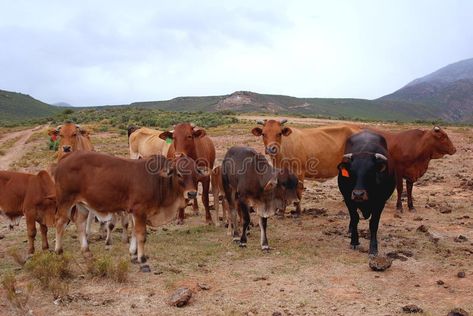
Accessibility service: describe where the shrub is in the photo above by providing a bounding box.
[2,272,31,311]
[24,252,72,289]
[87,254,129,283]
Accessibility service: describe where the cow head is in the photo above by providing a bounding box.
[50,122,90,158]
[159,123,206,159]
[251,119,291,156]
[261,167,300,213]
[163,154,209,200]
[428,126,456,158]
[127,125,140,139]
[338,152,389,202]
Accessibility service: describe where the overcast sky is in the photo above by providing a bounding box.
[1,0,472,106]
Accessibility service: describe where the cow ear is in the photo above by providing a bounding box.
[197,166,210,178]
[159,166,174,177]
[282,127,292,136]
[264,176,278,192]
[159,131,173,140]
[252,127,263,136]
[48,129,58,136]
[193,129,206,138]
[79,129,88,136]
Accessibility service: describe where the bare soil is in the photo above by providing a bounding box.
[0,118,472,316]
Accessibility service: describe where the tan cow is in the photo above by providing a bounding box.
[129,127,172,159]
[252,119,362,215]
[0,170,56,254]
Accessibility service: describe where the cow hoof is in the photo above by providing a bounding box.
[393,212,402,219]
[175,219,184,225]
[351,244,359,250]
[409,207,417,213]
[55,249,63,255]
[130,255,139,264]
[239,242,247,248]
[104,245,112,251]
[139,256,148,263]
[232,237,240,243]
[26,254,34,261]
[193,211,200,217]
[261,245,270,252]
[140,264,151,273]
[206,220,214,226]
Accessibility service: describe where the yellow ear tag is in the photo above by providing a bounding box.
[341,168,349,177]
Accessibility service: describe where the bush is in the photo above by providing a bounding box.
[24,252,72,288]
[2,272,31,311]
[86,254,129,283]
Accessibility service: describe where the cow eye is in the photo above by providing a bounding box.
[262,133,265,137]
[187,135,193,139]
[278,133,282,137]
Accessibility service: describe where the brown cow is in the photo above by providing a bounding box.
[54,151,206,264]
[129,127,172,159]
[0,170,56,254]
[373,126,456,212]
[49,122,128,244]
[252,119,361,215]
[159,123,216,224]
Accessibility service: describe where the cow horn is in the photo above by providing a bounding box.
[256,119,266,125]
[343,153,353,160]
[55,125,62,131]
[375,153,388,161]
[434,126,440,132]
[279,119,288,125]
[190,122,196,128]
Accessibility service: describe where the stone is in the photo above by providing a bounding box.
[168,287,192,307]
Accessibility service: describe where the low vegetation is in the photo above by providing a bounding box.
[86,254,130,283]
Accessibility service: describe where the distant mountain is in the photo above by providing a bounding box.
[0,89,60,122]
[129,91,438,122]
[53,102,72,107]
[380,58,473,122]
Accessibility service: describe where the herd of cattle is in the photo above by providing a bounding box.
[0,119,456,265]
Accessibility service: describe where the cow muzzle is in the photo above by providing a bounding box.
[265,145,279,155]
[351,189,368,201]
[63,145,72,152]
[186,191,198,199]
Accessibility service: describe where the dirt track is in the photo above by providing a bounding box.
[0,119,472,315]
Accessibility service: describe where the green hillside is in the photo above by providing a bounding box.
[0,89,60,122]
[128,91,439,122]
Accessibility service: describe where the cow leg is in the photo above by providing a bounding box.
[105,219,115,246]
[368,209,382,256]
[193,197,199,216]
[222,196,229,228]
[228,194,240,239]
[85,211,95,238]
[293,176,304,217]
[211,183,221,226]
[259,216,270,251]
[121,213,130,243]
[238,200,251,247]
[55,203,72,254]
[395,173,404,212]
[348,205,360,249]
[76,208,90,253]
[202,178,213,225]
[26,216,37,255]
[176,208,185,225]
[406,180,416,212]
[133,214,147,264]
[40,224,49,251]
[129,228,137,260]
